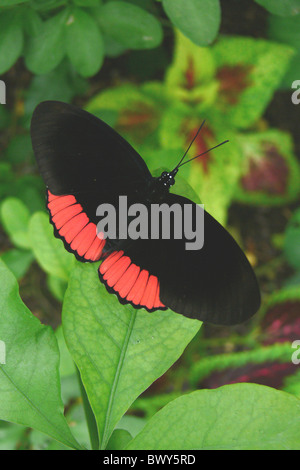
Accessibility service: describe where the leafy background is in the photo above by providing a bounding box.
[0,0,300,450]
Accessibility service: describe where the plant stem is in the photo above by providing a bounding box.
[76,367,99,450]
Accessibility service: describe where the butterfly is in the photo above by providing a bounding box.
[30,100,260,325]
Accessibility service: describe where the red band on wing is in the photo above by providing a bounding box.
[47,190,105,262]
[99,251,165,311]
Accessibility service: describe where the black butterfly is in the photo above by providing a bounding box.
[30,100,260,325]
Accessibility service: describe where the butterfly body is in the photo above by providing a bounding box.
[31,101,260,325]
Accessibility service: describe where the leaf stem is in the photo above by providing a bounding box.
[76,367,99,450]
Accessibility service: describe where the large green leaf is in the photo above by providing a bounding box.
[162,0,221,46]
[127,384,300,449]
[97,1,163,49]
[256,0,300,16]
[25,9,68,74]
[65,8,104,77]
[0,260,80,449]
[28,212,74,281]
[0,10,23,74]
[62,263,200,449]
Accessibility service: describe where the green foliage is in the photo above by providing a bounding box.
[212,36,294,128]
[88,31,298,222]
[255,0,300,16]
[62,263,200,449]
[268,13,300,87]
[65,7,104,77]
[28,212,74,281]
[0,10,23,74]
[127,384,300,450]
[0,261,81,449]
[25,9,68,74]
[97,1,163,49]
[0,0,300,451]
[1,198,31,249]
[162,0,221,46]
[234,130,300,205]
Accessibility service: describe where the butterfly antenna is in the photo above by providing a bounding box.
[172,120,206,173]
[176,139,229,169]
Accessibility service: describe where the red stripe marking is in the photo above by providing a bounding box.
[114,264,140,298]
[52,204,82,229]
[141,275,157,310]
[48,191,60,202]
[99,251,166,310]
[48,195,77,215]
[47,191,105,262]
[127,269,149,305]
[85,237,105,261]
[104,256,131,287]
[70,222,97,256]
[100,251,124,275]
[59,213,89,243]
[153,282,165,308]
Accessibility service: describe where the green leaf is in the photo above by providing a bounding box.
[127,384,300,449]
[55,326,75,378]
[1,249,33,280]
[212,37,295,129]
[162,0,221,46]
[22,8,42,37]
[62,263,200,449]
[25,9,68,74]
[268,12,300,46]
[256,0,300,16]
[0,10,23,74]
[106,429,132,450]
[165,30,217,104]
[28,211,74,281]
[65,8,104,77]
[115,415,146,438]
[1,198,31,249]
[97,1,163,49]
[0,260,80,449]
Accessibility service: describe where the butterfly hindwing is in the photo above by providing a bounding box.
[99,193,260,325]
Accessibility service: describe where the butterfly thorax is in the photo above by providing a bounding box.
[149,168,178,197]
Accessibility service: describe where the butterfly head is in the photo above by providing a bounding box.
[158,168,178,189]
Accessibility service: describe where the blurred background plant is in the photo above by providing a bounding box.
[0,0,300,449]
